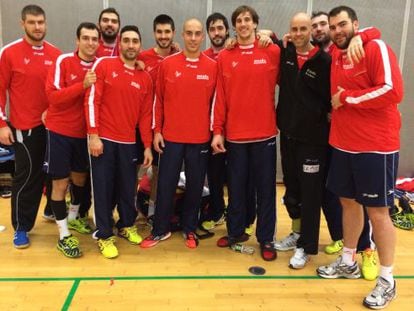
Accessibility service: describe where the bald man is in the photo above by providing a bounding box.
[275,12,331,268]
[141,19,217,249]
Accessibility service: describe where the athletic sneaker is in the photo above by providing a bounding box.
[361,248,378,281]
[97,237,118,259]
[42,212,56,222]
[363,277,396,309]
[317,255,361,279]
[68,218,93,234]
[324,240,344,255]
[274,232,299,251]
[118,226,142,245]
[245,224,254,236]
[140,232,172,248]
[57,235,82,258]
[217,233,249,247]
[201,215,225,230]
[13,231,29,249]
[390,211,414,230]
[260,241,277,261]
[289,247,310,269]
[184,232,199,249]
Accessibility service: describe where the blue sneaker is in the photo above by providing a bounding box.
[13,231,30,249]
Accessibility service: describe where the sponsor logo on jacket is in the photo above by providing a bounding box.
[253,58,267,65]
[196,74,209,80]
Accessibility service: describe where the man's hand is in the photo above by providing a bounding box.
[347,35,365,64]
[83,70,97,89]
[331,86,345,110]
[224,37,237,50]
[171,42,181,53]
[153,132,165,154]
[142,147,153,168]
[282,33,292,48]
[88,134,103,157]
[0,126,14,145]
[41,110,47,125]
[211,134,226,154]
[135,60,145,71]
[256,30,273,48]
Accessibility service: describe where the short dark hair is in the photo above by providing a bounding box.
[21,4,45,21]
[329,6,358,22]
[231,5,259,27]
[153,14,175,32]
[206,12,229,31]
[311,11,328,20]
[120,25,141,41]
[76,22,100,39]
[98,7,120,24]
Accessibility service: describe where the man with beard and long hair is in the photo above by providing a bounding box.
[0,4,61,249]
[96,7,120,57]
[316,6,403,310]
[85,25,153,259]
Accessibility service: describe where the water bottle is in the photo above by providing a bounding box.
[230,243,255,255]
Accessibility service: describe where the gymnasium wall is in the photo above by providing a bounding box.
[1,0,413,178]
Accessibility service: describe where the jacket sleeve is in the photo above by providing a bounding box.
[152,61,165,134]
[0,48,11,127]
[340,41,404,109]
[358,27,381,44]
[84,59,104,135]
[139,74,154,148]
[45,56,84,108]
[211,57,226,135]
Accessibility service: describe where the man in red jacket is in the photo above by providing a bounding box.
[141,18,217,249]
[96,7,120,58]
[85,25,153,259]
[316,6,404,310]
[211,5,280,261]
[44,22,100,258]
[0,4,61,249]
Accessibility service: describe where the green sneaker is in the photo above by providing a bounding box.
[405,212,414,223]
[118,226,142,245]
[324,240,344,255]
[201,215,225,231]
[57,235,82,258]
[245,224,254,236]
[68,218,93,234]
[98,237,118,259]
[390,212,414,230]
[361,248,378,281]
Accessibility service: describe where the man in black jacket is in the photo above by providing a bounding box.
[275,12,331,269]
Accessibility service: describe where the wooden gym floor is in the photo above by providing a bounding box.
[0,185,413,310]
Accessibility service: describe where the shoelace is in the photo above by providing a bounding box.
[100,237,116,247]
[65,236,79,248]
[371,279,390,297]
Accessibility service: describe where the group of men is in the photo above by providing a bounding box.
[0,3,403,310]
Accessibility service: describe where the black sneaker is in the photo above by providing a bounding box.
[57,235,82,258]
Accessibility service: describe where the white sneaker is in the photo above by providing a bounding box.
[289,247,309,269]
[274,232,299,251]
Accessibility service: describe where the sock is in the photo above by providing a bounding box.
[380,265,394,285]
[148,200,155,217]
[292,218,301,233]
[70,184,85,205]
[342,246,357,265]
[56,218,71,240]
[292,232,300,239]
[68,204,80,221]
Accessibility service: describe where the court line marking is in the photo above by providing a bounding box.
[0,275,412,310]
[62,279,80,311]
